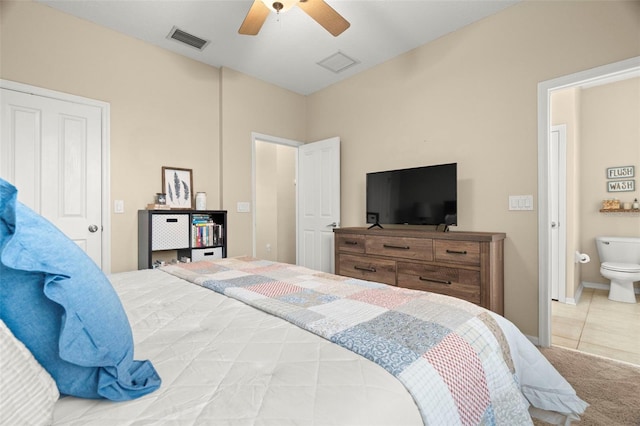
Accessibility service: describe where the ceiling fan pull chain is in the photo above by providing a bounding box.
[273,2,283,23]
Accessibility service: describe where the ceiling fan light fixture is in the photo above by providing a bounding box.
[240,0,349,37]
[261,0,297,13]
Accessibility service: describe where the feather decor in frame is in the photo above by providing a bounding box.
[162,167,193,209]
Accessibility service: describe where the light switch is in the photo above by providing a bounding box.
[237,202,250,213]
[508,195,534,211]
[509,197,519,210]
[114,200,124,213]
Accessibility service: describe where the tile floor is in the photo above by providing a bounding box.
[551,287,640,365]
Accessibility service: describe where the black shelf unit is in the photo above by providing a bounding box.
[138,209,227,269]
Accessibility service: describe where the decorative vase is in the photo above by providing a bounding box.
[195,192,207,210]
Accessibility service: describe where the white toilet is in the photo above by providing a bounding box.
[595,236,640,303]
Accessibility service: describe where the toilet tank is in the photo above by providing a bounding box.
[596,236,640,263]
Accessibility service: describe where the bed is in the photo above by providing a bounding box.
[0,178,586,425]
[48,257,585,425]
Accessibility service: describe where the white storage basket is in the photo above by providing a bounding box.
[151,214,189,250]
[191,247,223,261]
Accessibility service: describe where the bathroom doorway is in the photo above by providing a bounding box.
[538,56,640,356]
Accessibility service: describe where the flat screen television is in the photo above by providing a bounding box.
[366,163,457,228]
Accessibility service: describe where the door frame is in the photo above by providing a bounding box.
[251,132,303,259]
[1,79,112,273]
[536,56,640,346]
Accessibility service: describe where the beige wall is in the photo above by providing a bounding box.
[220,67,306,258]
[256,142,279,260]
[580,77,640,285]
[1,1,220,272]
[2,0,639,336]
[305,0,640,335]
[1,1,305,272]
[276,144,297,264]
[255,141,296,263]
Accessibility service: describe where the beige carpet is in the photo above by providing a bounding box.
[533,346,640,425]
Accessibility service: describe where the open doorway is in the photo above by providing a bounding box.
[252,133,302,263]
[252,133,341,272]
[538,56,640,348]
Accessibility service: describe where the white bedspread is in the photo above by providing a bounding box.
[52,266,586,425]
[52,269,423,425]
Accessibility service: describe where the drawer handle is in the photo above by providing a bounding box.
[445,249,467,255]
[166,218,178,223]
[354,265,376,273]
[383,244,410,250]
[419,276,452,285]
[203,252,215,256]
[345,241,359,245]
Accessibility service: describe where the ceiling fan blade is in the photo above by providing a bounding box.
[238,0,271,35]
[298,0,350,37]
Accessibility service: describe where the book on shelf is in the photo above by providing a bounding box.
[191,215,223,248]
[146,203,171,210]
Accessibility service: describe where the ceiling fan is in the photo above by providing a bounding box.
[239,0,350,37]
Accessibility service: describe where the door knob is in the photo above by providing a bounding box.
[327,222,339,228]
[551,221,558,228]
[88,224,99,233]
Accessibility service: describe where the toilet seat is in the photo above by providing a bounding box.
[601,262,640,273]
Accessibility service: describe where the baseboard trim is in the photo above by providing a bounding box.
[526,334,540,346]
[582,281,609,291]
[582,280,640,295]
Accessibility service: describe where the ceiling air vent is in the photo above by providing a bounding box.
[167,26,210,51]
[317,51,359,74]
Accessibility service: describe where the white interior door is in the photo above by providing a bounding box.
[297,137,340,273]
[1,87,103,267]
[550,125,567,302]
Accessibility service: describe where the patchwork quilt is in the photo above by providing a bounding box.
[162,257,533,426]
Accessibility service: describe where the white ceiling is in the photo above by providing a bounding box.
[38,0,520,95]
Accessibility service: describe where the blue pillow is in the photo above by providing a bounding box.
[0,178,161,400]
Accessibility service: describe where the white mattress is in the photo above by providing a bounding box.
[52,269,423,425]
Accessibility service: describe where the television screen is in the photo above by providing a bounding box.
[366,163,457,227]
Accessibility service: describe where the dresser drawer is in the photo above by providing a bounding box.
[337,254,396,285]
[397,262,480,304]
[366,235,433,261]
[336,234,366,254]
[434,240,480,265]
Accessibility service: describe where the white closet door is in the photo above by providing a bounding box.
[1,88,103,267]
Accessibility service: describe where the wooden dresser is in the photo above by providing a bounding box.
[334,227,505,314]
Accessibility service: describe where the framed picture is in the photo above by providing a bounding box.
[162,167,193,209]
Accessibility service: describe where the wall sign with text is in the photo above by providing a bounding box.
[606,166,634,179]
[606,165,635,193]
[607,180,635,192]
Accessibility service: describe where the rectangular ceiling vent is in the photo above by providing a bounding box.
[167,26,210,51]
[317,51,359,74]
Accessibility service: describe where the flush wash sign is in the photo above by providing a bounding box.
[607,166,635,192]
